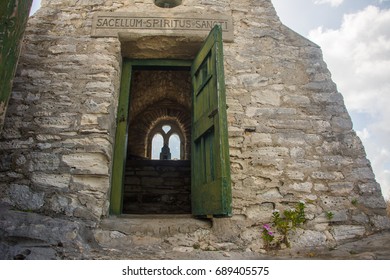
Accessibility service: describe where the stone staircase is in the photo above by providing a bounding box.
[123,160,191,214]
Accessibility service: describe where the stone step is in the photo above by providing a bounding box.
[98,215,211,238]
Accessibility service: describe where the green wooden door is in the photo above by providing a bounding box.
[191,25,232,217]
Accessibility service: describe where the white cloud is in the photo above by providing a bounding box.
[314,0,344,7]
[308,6,390,199]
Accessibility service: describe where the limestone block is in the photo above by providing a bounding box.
[322,155,353,168]
[329,210,349,222]
[80,114,99,126]
[314,184,328,192]
[85,81,113,92]
[331,225,366,241]
[285,171,305,181]
[256,147,289,158]
[288,159,321,169]
[227,126,244,137]
[62,153,109,175]
[358,195,387,209]
[311,171,344,181]
[304,134,323,146]
[8,184,44,210]
[61,137,112,157]
[328,182,354,195]
[83,99,111,114]
[352,213,369,224]
[0,137,34,150]
[267,119,312,130]
[71,175,110,193]
[245,203,274,221]
[321,196,350,211]
[288,182,313,193]
[290,229,327,247]
[30,152,60,171]
[312,91,344,104]
[261,188,283,200]
[331,116,353,131]
[275,133,306,146]
[249,133,272,146]
[358,182,381,194]
[34,114,77,129]
[237,73,268,89]
[251,89,281,106]
[229,137,244,148]
[48,44,77,54]
[282,95,310,106]
[303,81,337,92]
[370,215,390,230]
[290,147,306,159]
[50,194,74,216]
[31,173,71,189]
[76,191,105,218]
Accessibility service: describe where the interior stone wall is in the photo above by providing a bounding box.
[0,0,389,257]
[123,160,191,214]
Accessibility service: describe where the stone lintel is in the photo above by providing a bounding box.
[91,12,234,42]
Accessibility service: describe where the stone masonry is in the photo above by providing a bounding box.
[0,0,389,259]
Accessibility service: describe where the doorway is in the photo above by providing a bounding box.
[123,65,192,214]
[110,26,232,217]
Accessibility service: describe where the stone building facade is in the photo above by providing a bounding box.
[1,0,389,259]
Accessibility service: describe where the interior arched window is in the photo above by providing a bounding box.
[169,133,181,160]
[148,121,185,160]
[151,133,164,160]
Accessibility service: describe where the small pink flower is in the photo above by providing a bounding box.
[268,231,274,236]
[263,224,271,231]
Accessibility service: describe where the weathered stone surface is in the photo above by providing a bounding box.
[370,215,390,231]
[290,229,327,247]
[8,184,44,210]
[62,153,109,175]
[31,173,71,189]
[0,203,96,259]
[331,225,366,242]
[0,0,388,259]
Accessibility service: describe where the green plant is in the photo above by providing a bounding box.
[261,224,274,250]
[261,201,306,249]
[326,211,334,220]
[351,198,358,206]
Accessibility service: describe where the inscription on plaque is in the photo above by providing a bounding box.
[91,13,234,41]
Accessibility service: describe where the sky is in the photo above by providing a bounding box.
[30,0,390,199]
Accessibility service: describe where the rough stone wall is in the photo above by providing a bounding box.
[0,0,389,258]
[224,0,389,246]
[0,0,122,222]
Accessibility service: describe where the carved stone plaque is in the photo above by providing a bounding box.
[91,12,234,42]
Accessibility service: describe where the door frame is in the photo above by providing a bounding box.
[110,26,231,216]
[110,59,192,215]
